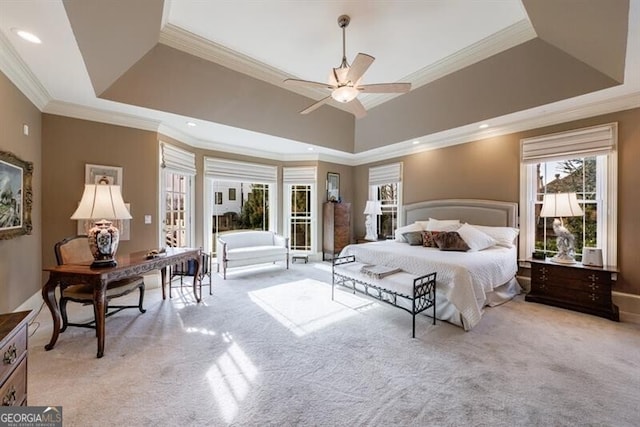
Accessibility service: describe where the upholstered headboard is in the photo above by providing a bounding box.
[404,199,518,227]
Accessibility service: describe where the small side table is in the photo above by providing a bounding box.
[292,254,309,264]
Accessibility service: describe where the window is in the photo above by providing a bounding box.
[520,124,617,266]
[204,158,278,255]
[369,163,403,239]
[160,143,196,248]
[283,167,317,254]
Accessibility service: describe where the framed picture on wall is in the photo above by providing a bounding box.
[85,163,123,185]
[0,150,33,240]
[327,172,340,202]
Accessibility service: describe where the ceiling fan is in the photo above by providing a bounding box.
[284,15,411,119]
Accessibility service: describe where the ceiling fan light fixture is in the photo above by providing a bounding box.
[331,86,359,103]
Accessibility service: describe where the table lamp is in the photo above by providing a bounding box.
[363,200,382,241]
[71,184,132,268]
[540,192,584,264]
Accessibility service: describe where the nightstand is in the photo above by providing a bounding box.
[525,259,619,321]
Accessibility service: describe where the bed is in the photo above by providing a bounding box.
[339,199,520,331]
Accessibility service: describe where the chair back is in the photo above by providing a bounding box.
[55,235,93,265]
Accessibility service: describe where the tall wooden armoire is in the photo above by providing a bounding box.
[323,202,351,260]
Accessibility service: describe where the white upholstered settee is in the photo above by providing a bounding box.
[216,231,289,279]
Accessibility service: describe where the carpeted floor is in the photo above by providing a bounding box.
[26,262,640,426]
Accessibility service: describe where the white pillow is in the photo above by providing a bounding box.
[426,218,461,232]
[414,220,431,230]
[471,224,520,248]
[457,223,497,252]
[394,223,423,242]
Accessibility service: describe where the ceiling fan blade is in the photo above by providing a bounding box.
[342,98,367,119]
[300,96,332,115]
[346,53,375,83]
[357,82,412,93]
[284,78,335,91]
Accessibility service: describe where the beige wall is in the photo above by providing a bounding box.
[354,107,640,295]
[0,72,42,313]
[41,115,159,271]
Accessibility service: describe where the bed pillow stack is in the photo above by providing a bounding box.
[470,224,519,248]
[394,222,423,242]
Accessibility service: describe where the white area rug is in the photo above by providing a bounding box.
[26,262,640,426]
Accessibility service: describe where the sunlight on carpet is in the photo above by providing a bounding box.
[248,278,379,337]
[206,336,258,424]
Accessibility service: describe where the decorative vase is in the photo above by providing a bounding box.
[87,219,120,268]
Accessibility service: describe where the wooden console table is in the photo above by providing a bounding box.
[42,247,202,358]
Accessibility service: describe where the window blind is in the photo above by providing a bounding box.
[521,123,616,163]
[204,157,277,183]
[160,142,196,175]
[283,166,316,184]
[368,162,402,186]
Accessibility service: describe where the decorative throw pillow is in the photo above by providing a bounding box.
[426,218,461,232]
[402,231,424,246]
[434,231,470,252]
[456,223,497,251]
[394,223,423,242]
[421,230,441,248]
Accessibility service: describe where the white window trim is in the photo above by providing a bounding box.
[159,170,194,248]
[283,167,317,256]
[368,162,404,234]
[519,123,617,267]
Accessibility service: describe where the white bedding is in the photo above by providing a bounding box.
[339,241,519,330]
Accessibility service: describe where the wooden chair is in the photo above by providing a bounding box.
[54,235,146,332]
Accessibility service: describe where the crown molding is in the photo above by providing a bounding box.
[0,30,50,110]
[43,100,162,132]
[351,90,640,165]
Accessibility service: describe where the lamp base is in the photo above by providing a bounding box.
[550,254,577,265]
[90,259,118,269]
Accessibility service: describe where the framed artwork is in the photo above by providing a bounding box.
[327,172,340,202]
[0,150,33,239]
[85,163,123,185]
[77,203,131,241]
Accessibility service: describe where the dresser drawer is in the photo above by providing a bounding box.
[0,357,27,406]
[0,324,27,386]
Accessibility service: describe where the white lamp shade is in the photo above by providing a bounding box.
[540,192,584,218]
[363,200,382,215]
[70,184,132,220]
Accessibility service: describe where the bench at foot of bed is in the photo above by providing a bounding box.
[332,255,437,338]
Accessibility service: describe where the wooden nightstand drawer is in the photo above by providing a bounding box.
[0,319,28,386]
[0,357,26,406]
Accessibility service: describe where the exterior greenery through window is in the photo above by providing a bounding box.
[535,157,597,260]
[289,185,312,252]
[376,183,399,239]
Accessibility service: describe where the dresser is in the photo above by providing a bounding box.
[323,202,351,260]
[1,311,31,406]
[525,259,619,321]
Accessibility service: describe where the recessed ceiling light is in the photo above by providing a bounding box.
[479,123,489,129]
[186,121,196,127]
[307,147,314,151]
[12,28,41,44]
[412,140,420,145]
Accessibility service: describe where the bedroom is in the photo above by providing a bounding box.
[1,1,640,425]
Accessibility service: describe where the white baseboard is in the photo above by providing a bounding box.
[613,291,640,324]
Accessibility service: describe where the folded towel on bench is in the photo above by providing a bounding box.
[360,264,402,279]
